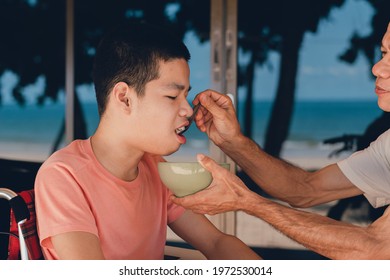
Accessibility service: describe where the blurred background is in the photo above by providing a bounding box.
[0,0,389,259]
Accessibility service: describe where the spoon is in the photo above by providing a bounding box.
[178,102,201,135]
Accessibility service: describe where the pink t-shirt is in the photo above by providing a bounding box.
[35,138,185,260]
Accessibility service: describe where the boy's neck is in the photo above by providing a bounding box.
[90,130,143,182]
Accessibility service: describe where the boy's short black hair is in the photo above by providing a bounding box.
[92,22,191,116]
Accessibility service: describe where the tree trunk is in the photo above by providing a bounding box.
[264,31,303,157]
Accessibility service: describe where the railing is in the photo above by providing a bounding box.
[0,188,30,260]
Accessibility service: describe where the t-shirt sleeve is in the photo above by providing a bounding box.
[35,164,99,249]
[337,129,390,208]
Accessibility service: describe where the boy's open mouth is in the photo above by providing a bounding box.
[175,126,186,135]
[175,103,201,136]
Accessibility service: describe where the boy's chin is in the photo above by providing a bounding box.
[160,145,181,157]
[165,148,181,156]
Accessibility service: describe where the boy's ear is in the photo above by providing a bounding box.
[112,82,133,112]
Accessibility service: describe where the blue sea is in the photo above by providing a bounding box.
[0,99,383,162]
[240,100,383,143]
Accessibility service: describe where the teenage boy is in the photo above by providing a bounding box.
[34,22,260,260]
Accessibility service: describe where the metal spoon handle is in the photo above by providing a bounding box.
[178,103,201,135]
[188,102,201,123]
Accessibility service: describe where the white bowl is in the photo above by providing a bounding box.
[158,162,230,197]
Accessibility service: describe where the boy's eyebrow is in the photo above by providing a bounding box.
[166,83,192,92]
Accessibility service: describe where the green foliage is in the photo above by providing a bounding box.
[0,0,182,106]
[339,0,390,78]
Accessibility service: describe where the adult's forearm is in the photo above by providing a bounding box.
[220,135,310,206]
[240,193,387,260]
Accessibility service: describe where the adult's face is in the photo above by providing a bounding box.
[372,23,390,111]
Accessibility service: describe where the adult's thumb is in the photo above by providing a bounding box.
[197,154,219,174]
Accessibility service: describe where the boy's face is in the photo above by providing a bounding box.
[127,58,193,155]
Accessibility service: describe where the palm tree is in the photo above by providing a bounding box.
[175,0,348,157]
[0,0,182,152]
[254,0,346,157]
[339,0,390,76]
[0,0,355,159]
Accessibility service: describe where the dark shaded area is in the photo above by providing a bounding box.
[0,159,41,192]
[166,241,328,260]
[254,247,328,260]
[0,159,41,260]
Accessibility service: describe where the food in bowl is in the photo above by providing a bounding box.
[158,162,230,197]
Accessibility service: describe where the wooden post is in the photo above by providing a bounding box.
[65,0,75,144]
[209,0,238,235]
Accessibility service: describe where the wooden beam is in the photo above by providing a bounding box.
[65,0,75,144]
[209,0,238,236]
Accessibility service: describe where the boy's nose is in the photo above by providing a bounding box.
[179,101,193,118]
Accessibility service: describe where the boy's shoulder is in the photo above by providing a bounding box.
[39,139,92,174]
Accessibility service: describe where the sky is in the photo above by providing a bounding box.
[295,0,375,101]
[0,0,379,105]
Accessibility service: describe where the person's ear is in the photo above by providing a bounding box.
[112,82,133,113]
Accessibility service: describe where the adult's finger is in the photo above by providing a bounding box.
[198,92,231,119]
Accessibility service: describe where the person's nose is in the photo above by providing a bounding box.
[372,57,390,79]
[178,99,193,118]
